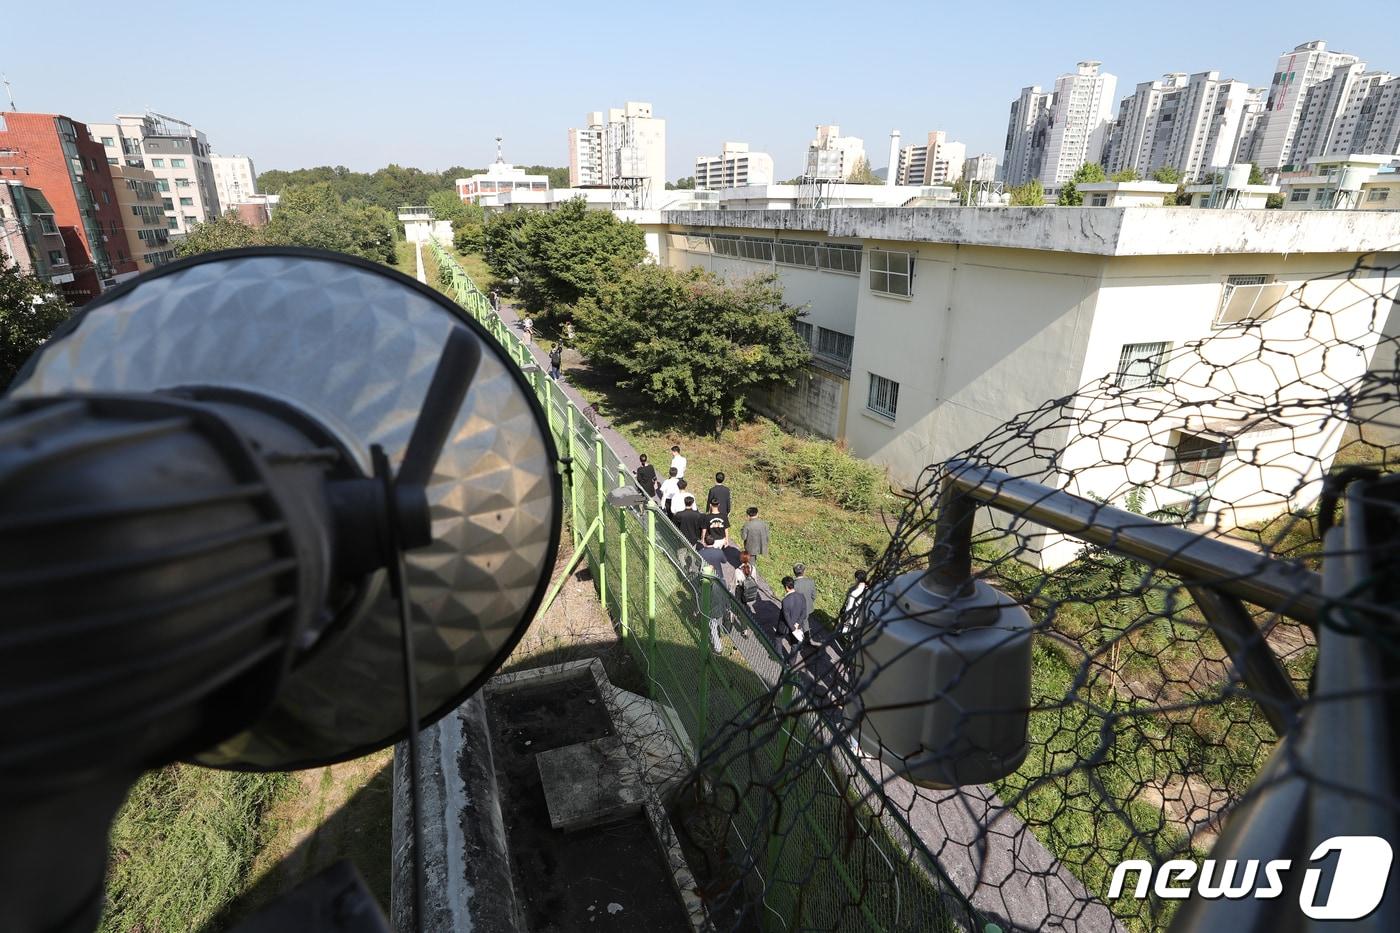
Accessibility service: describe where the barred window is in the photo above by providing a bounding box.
[816,327,854,364]
[869,249,913,297]
[739,236,774,262]
[775,238,818,268]
[816,243,862,274]
[868,373,899,419]
[1116,341,1169,388]
[795,321,814,347]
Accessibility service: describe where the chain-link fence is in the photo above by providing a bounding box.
[432,238,1400,933]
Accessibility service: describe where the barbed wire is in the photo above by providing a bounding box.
[680,250,1400,932]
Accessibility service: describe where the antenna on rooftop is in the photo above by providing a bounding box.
[2,74,16,111]
[495,136,504,164]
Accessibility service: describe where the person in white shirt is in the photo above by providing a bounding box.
[841,570,869,641]
[669,444,687,479]
[658,467,681,514]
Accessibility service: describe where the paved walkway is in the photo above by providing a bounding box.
[490,294,1118,933]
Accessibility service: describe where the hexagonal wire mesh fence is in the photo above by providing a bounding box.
[431,238,1400,933]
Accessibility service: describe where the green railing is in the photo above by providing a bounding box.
[428,239,981,933]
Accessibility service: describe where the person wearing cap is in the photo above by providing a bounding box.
[793,563,816,627]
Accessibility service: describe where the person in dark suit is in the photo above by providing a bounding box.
[707,472,732,520]
[675,496,708,545]
[635,454,658,498]
[779,576,808,651]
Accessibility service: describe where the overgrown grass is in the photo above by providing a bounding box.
[102,766,291,932]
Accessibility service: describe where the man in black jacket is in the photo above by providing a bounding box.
[779,576,808,652]
[675,496,708,545]
[635,454,658,498]
[707,471,731,520]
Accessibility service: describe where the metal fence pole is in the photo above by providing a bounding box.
[595,437,607,612]
[566,406,579,551]
[647,508,657,660]
[617,466,630,638]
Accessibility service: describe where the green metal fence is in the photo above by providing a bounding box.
[428,239,981,932]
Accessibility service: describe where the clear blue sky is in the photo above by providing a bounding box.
[5,1,1396,180]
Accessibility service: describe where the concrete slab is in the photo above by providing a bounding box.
[537,736,647,831]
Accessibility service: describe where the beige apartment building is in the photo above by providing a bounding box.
[648,207,1400,560]
[108,163,176,270]
[92,113,221,237]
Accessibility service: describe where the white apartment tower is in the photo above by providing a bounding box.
[211,154,258,209]
[805,125,866,181]
[567,102,666,201]
[694,142,774,189]
[91,113,221,237]
[1250,41,1362,170]
[896,131,966,185]
[1038,61,1118,189]
[1106,71,1260,181]
[1002,86,1053,187]
[962,153,999,182]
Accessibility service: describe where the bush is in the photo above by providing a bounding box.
[748,423,885,511]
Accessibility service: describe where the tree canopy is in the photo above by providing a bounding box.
[482,200,647,313]
[666,176,696,190]
[256,163,568,210]
[1110,169,1140,182]
[177,182,399,264]
[846,156,879,185]
[0,257,71,389]
[573,266,812,435]
[1010,179,1046,206]
[1057,163,1106,206]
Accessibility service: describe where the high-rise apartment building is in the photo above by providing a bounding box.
[694,142,774,189]
[1038,61,1117,189]
[566,102,666,203]
[91,113,222,236]
[895,131,966,185]
[805,125,866,181]
[962,153,999,182]
[1002,86,1053,187]
[1105,71,1260,181]
[1250,41,1362,170]
[211,154,258,210]
[0,111,138,302]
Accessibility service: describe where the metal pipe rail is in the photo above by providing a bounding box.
[936,459,1315,736]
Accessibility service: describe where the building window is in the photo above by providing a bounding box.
[100,190,110,205]
[1366,188,1391,202]
[816,243,862,274]
[1290,188,1310,202]
[106,157,118,165]
[867,373,899,419]
[171,158,187,168]
[175,178,191,188]
[1090,194,1109,206]
[38,215,57,235]
[100,136,114,147]
[156,179,169,192]
[167,217,179,229]
[183,215,197,226]
[1115,341,1169,388]
[816,327,854,364]
[869,249,913,297]
[48,250,64,266]
[774,238,818,268]
[1313,188,1328,201]
[151,158,165,168]
[179,197,194,206]
[795,321,814,347]
[162,198,173,210]
[1168,432,1229,488]
[1216,274,1287,325]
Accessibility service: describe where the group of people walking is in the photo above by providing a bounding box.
[634,444,868,658]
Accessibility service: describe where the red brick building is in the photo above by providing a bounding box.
[0,112,139,303]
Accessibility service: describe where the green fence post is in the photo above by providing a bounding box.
[566,406,579,551]
[617,465,629,639]
[762,680,798,914]
[699,565,715,742]
[646,508,657,661]
[595,437,607,612]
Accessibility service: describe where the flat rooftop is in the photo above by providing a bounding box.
[658,207,1400,257]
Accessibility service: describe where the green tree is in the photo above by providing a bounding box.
[951,176,971,204]
[481,209,539,286]
[1266,193,1285,209]
[574,266,811,436]
[1058,163,1106,205]
[666,176,695,190]
[176,212,265,257]
[1248,163,1268,185]
[846,156,879,185]
[1010,179,1046,206]
[1110,169,1140,182]
[1150,166,1183,186]
[427,190,472,228]
[0,256,71,389]
[264,183,398,264]
[515,199,647,312]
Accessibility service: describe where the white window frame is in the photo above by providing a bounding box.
[867,372,899,420]
[1215,274,1288,326]
[1115,341,1170,389]
[869,249,913,298]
